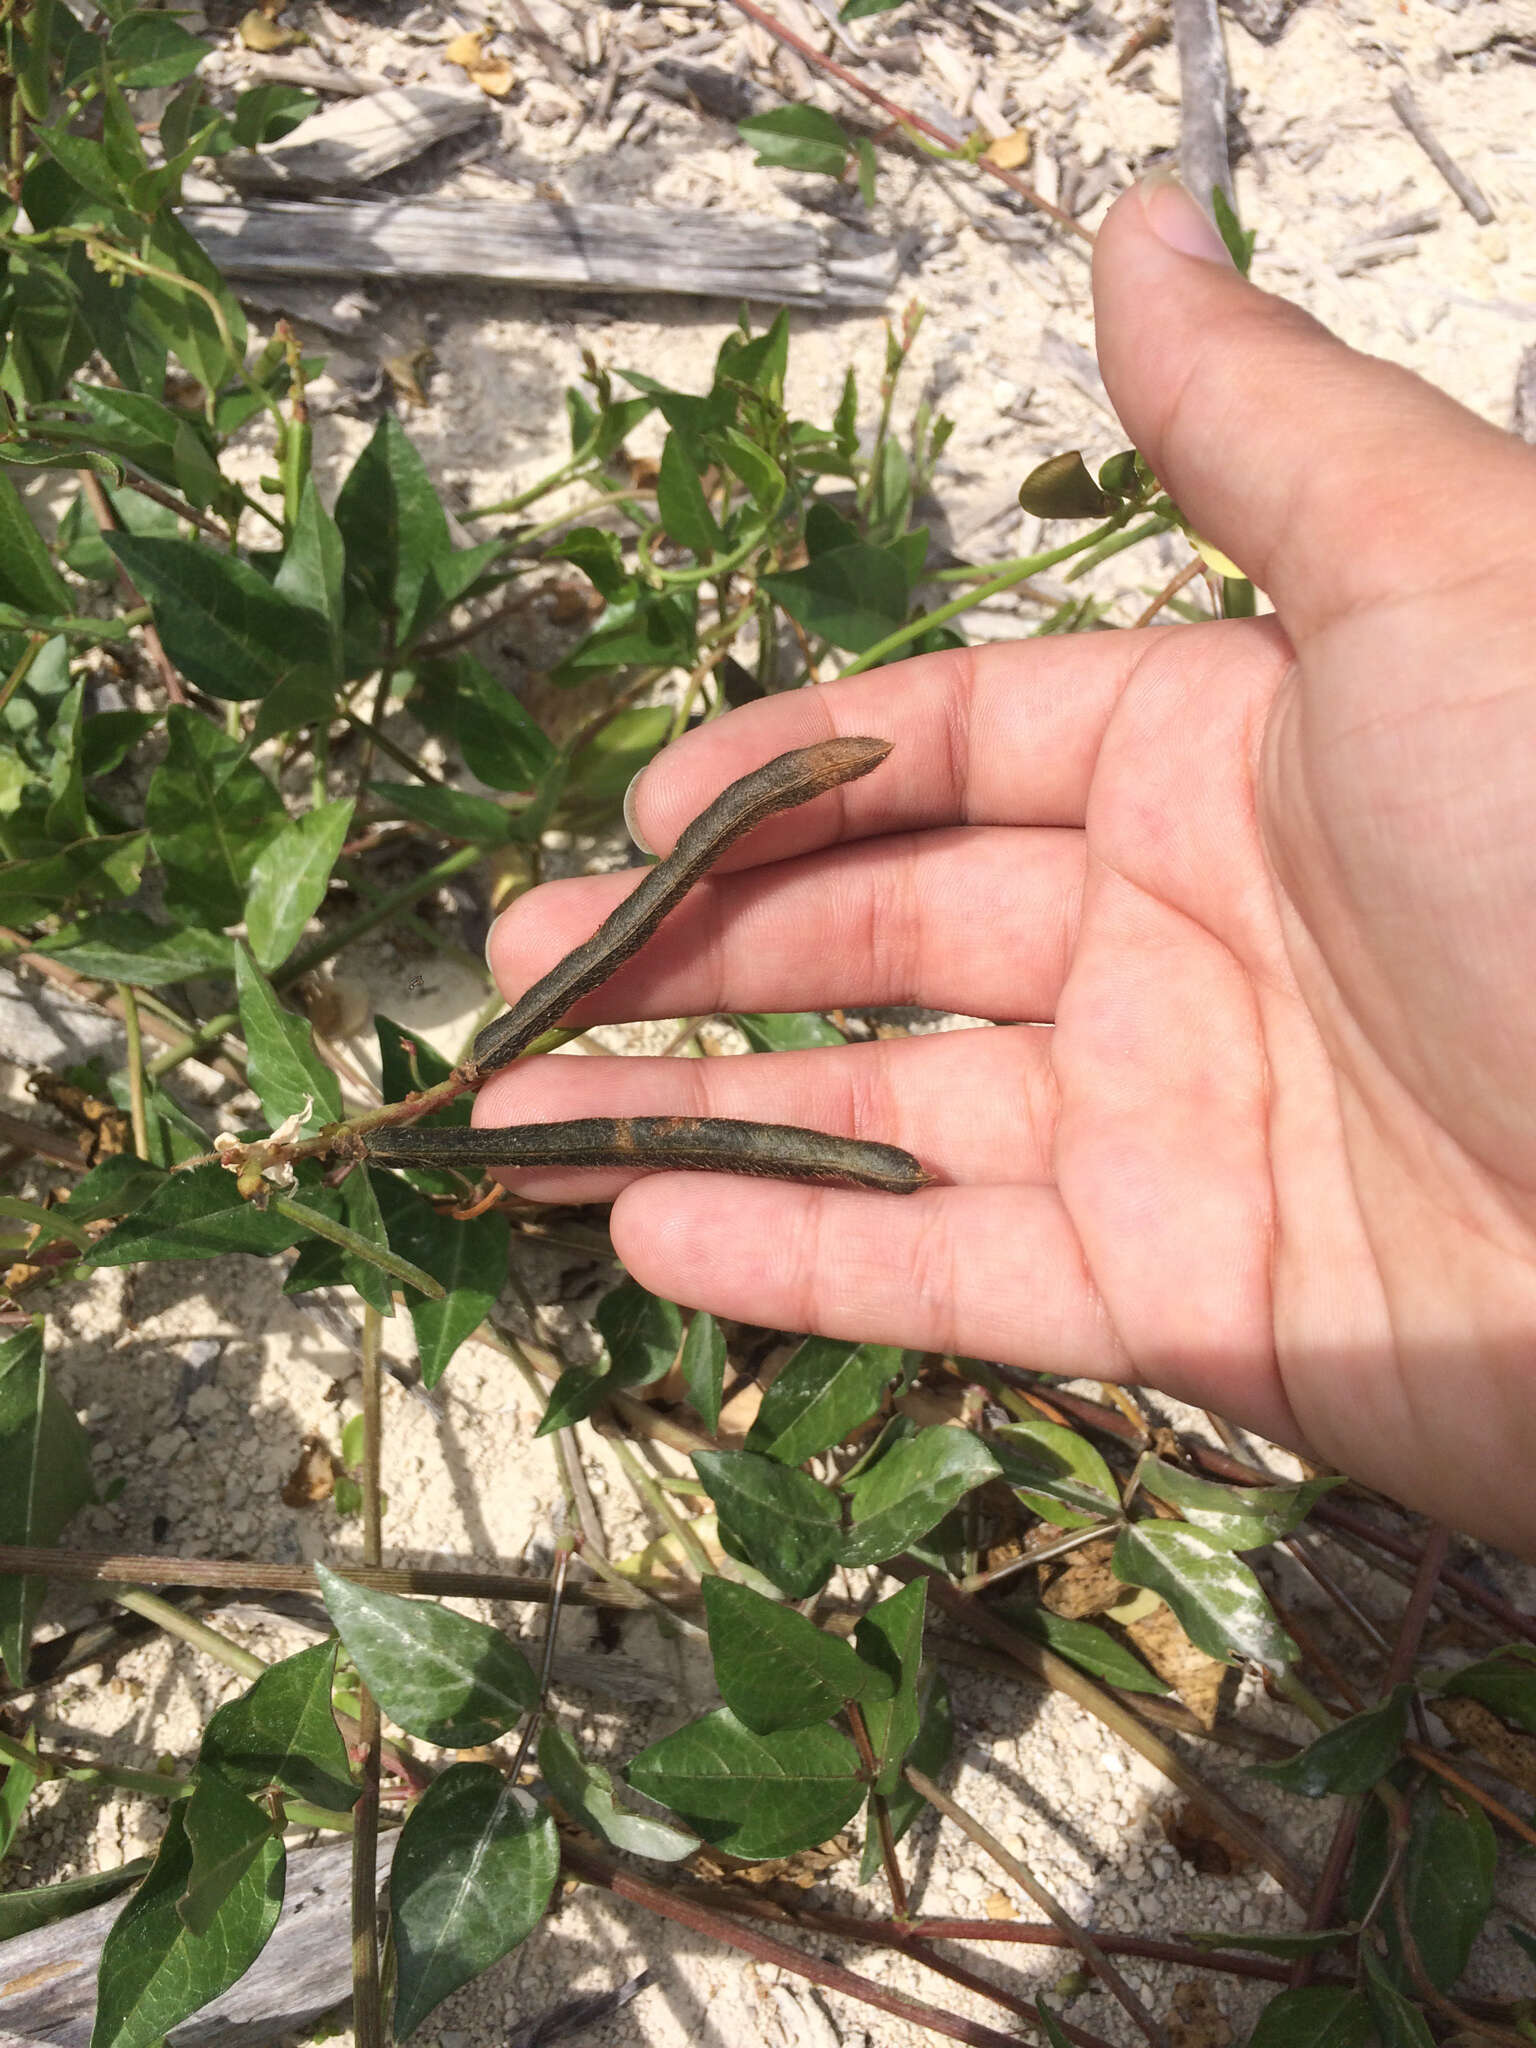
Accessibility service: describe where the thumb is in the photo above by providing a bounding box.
[1091,177,1536,647]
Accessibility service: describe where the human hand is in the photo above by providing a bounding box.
[480,178,1536,1552]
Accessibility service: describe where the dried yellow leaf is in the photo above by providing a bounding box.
[469,55,515,97]
[238,8,302,51]
[984,128,1032,171]
[444,27,487,68]
[983,1890,1019,1920]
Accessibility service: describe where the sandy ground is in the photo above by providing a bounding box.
[5,0,1536,2043]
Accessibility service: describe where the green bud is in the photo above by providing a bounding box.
[1097,450,1141,500]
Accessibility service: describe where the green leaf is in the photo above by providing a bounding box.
[108,10,209,86]
[367,779,511,845]
[855,1579,926,1795]
[747,1336,901,1467]
[840,1428,1001,1568]
[0,1860,150,1942]
[657,431,721,556]
[679,1310,726,1433]
[692,1448,843,1600]
[0,1323,94,1685]
[733,1009,846,1052]
[1138,1460,1342,1549]
[1112,1522,1297,1672]
[1246,1988,1375,2048]
[996,1601,1169,1696]
[232,81,318,148]
[315,1562,537,1747]
[552,525,628,599]
[1,1723,37,1858]
[760,543,908,654]
[0,471,70,614]
[91,1803,283,2048]
[537,1724,698,1861]
[1361,1946,1435,2048]
[1248,1685,1410,1797]
[550,592,696,688]
[0,830,147,925]
[391,1765,558,2039]
[738,105,852,178]
[718,427,785,519]
[627,1707,864,1861]
[144,705,286,929]
[858,1671,952,1882]
[198,1639,358,1812]
[334,414,450,632]
[178,1769,277,1937]
[1211,186,1257,276]
[34,913,235,989]
[83,1162,307,1267]
[108,535,323,701]
[1438,1643,1536,1731]
[370,1172,509,1386]
[703,1576,890,1734]
[596,1278,683,1388]
[235,945,342,1129]
[1346,1778,1496,1992]
[422,653,555,793]
[841,0,907,17]
[274,477,344,680]
[244,798,354,971]
[1017,451,1112,521]
[990,1418,1121,1530]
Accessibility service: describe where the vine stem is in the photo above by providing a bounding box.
[110,1586,265,1681]
[116,983,150,1160]
[351,1304,386,2048]
[845,1700,910,1923]
[0,1727,354,1828]
[906,1765,1172,2048]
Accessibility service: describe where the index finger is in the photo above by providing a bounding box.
[625,622,1249,872]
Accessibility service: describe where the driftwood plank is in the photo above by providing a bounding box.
[224,85,488,190]
[0,1834,393,2048]
[178,198,897,307]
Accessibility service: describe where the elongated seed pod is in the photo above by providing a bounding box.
[366,1116,931,1195]
[470,735,892,1076]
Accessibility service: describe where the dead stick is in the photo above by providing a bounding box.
[725,0,1092,244]
[1173,0,1231,216]
[1389,84,1493,225]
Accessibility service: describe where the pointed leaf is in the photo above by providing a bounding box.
[626,1707,863,1860]
[596,1278,682,1388]
[35,913,236,988]
[244,797,354,971]
[1438,1643,1536,1732]
[760,543,909,654]
[108,534,323,700]
[145,705,286,928]
[703,1576,890,1733]
[996,1601,1168,1696]
[91,1803,283,2048]
[0,1860,151,1942]
[82,1163,305,1268]
[0,1323,94,1684]
[840,1427,1000,1568]
[235,945,342,1129]
[693,1448,842,1599]
[371,1171,508,1385]
[991,1417,1121,1529]
[179,1769,276,1937]
[1,1723,37,1858]
[855,1578,926,1795]
[858,1671,952,1883]
[1361,1946,1435,2048]
[274,476,344,678]
[737,105,852,177]
[315,1562,536,1747]
[334,414,449,632]
[747,1337,901,1467]
[366,780,511,845]
[679,1311,726,1433]
[1249,1685,1411,1797]
[734,1009,846,1052]
[656,431,720,556]
[423,654,555,792]
[1112,1521,1297,1671]
[537,1724,698,1861]
[1138,1460,1342,1549]
[1346,1778,1495,1991]
[198,1639,358,1811]
[391,1765,558,2038]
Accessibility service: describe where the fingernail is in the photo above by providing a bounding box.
[484,910,504,974]
[1139,171,1234,267]
[623,768,657,857]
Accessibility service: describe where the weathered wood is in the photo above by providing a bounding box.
[0,1835,394,2048]
[224,86,488,190]
[1388,83,1494,225]
[178,197,898,307]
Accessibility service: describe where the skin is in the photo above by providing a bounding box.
[480,178,1536,1554]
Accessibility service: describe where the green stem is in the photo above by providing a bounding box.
[607,1433,714,1581]
[0,631,45,717]
[1062,514,1171,582]
[0,1727,356,1828]
[513,485,657,545]
[1272,1667,1337,1735]
[269,1195,446,1300]
[110,1586,265,1681]
[353,1301,386,2048]
[0,1195,90,1250]
[466,453,598,521]
[117,982,150,1160]
[837,518,1132,678]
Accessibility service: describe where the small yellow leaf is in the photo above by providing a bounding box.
[469,55,515,97]
[444,27,487,68]
[984,128,1032,171]
[1189,531,1243,579]
[983,1890,1019,1920]
[238,8,303,51]
[1103,1585,1162,1626]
